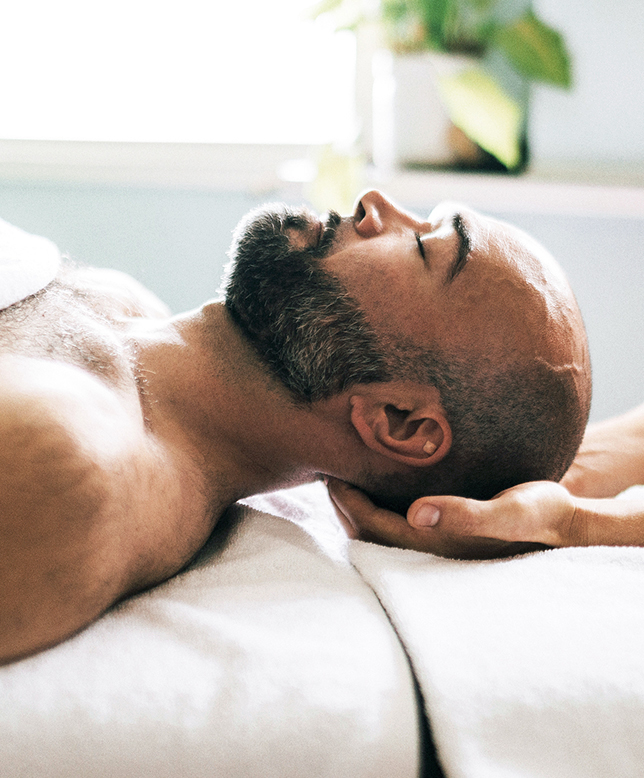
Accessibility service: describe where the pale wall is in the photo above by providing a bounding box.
[530,0,644,170]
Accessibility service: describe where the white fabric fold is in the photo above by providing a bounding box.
[351,530,644,778]
[0,218,61,309]
[0,490,420,778]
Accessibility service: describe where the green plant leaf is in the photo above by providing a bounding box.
[436,66,522,168]
[495,11,572,88]
[468,0,494,9]
[418,0,453,49]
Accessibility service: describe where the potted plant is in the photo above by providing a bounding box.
[315,0,572,171]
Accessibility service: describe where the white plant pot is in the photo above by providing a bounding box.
[372,50,480,170]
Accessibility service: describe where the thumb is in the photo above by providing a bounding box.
[406,481,575,547]
[407,495,484,535]
[406,491,552,559]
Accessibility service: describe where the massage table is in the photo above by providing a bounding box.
[2,481,644,777]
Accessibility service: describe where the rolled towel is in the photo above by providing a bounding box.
[0,218,61,310]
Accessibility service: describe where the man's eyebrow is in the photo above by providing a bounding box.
[446,213,471,284]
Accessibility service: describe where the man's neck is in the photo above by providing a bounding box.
[132,302,356,513]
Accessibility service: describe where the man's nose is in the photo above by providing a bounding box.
[352,190,417,238]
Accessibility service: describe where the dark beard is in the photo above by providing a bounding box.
[222,203,390,402]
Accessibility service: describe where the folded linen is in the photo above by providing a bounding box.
[0,494,420,778]
[0,218,61,310]
[351,505,644,778]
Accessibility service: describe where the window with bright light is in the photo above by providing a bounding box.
[0,0,356,144]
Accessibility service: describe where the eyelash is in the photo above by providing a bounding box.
[415,232,426,259]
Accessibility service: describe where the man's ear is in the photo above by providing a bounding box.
[349,388,452,467]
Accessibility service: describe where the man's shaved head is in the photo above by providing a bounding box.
[224,191,591,511]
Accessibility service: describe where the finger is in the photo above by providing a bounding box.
[408,482,572,546]
[408,495,489,536]
[327,485,360,540]
[409,495,548,558]
[327,480,529,558]
[326,477,371,539]
[327,479,510,555]
[327,478,421,548]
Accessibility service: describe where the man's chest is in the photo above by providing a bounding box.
[0,286,218,589]
[0,279,141,397]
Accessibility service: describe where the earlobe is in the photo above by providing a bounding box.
[349,394,452,467]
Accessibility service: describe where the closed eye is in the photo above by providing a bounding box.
[415,232,426,261]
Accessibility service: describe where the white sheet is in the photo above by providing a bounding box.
[0,218,60,309]
[6,478,644,778]
[352,525,644,777]
[0,495,420,778]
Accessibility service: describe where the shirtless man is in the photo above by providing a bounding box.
[0,190,591,663]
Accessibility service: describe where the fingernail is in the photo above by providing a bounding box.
[411,504,440,527]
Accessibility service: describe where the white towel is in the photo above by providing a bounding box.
[0,495,420,778]
[351,501,644,778]
[0,218,61,310]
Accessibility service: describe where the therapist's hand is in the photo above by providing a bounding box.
[327,478,578,560]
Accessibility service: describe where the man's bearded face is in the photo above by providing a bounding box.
[222,203,390,402]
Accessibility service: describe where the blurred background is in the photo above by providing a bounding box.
[0,0,642,422]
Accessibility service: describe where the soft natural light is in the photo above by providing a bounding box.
[0,0,356,144]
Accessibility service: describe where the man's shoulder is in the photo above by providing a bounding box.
[0,356,126,661]
[0,354,164,663]
[0,353,146,536]
[0,353,214,664]
[0,355,98,478]
[0,352,135,441]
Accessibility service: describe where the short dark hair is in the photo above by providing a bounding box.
[360,339,591,513]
